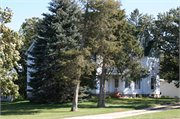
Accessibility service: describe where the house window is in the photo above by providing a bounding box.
[135,80,140,89]
[151,77,156,89]
[152,61,155,70]
[125,81,130,88]
[115,79,119,88]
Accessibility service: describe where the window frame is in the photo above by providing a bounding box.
[125,81,130,88]
[135,80,140,89]
[115,78,119,88]
[151,77,156,89]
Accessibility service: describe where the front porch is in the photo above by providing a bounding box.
[90,74,160,98]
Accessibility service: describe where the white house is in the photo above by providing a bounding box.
[90,56,160,98]
[25,40,36,98]
[90,33,161,97]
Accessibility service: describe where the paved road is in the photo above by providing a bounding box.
[64,103,180,119]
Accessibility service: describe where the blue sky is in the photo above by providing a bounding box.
[0,0,179,31]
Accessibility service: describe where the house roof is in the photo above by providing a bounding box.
[25,40,36,56]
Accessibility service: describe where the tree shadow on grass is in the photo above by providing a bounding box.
[1,100,72,115]
[1,98,179,116]
[1,110,40,115]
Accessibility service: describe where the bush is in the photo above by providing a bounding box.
[105,95,111,99]
[91,95,98,99]
[139,94,142,98]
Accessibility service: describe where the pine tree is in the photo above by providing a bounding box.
[114,16,149,86]
[79,0,149,107]
[128,9,156,56]
[78,0,121,107]
[128,8,143,26]
[28,0,83,103]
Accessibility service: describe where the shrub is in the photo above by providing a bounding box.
[139,94,142,98]
[105,95,111,99]
[91,95,98,99]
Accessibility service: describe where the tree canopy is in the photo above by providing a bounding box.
[0,7,24,98]
[77,1,149,107]
[152,7,179,87]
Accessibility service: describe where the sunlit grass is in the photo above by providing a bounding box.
[121,108,180,119]
[1,97,179,119]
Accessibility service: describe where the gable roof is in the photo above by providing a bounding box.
[25,40,36,56]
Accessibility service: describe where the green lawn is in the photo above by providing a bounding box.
[121,108,180,119]
[1,97,179,119]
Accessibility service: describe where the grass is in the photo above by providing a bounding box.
[1,97,179,119]
[121,108,180,119]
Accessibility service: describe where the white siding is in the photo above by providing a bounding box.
[123,81,131,94]
[27,54,34,92]
[141,57,160,95]
[118,79,123,93]
[106,76,114,92]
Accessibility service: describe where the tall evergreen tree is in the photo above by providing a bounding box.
[80,0,149,107]
[114,11,149,87]
[52,0,97,110]
[128,8,143,26]
[28,0,84,103]
[128,9,155,56]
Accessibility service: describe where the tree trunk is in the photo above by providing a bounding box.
[97,63,106,107]
[71,2,89,112]
[71,78,80,111]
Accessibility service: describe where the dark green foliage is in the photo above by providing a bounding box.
[28,0,83,102]
[152,7,179,87]
[29,86,91,104]
[81,0,150,107]
[80,69,97,90]
[128,8,143,26]
[78,86,92,103]
[29,84,74,104]
[159,55,179,87]
[114,9,149,84]
[128,8,156,57]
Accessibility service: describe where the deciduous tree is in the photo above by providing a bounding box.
[152,7,179,87]
[0,7,24,98]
